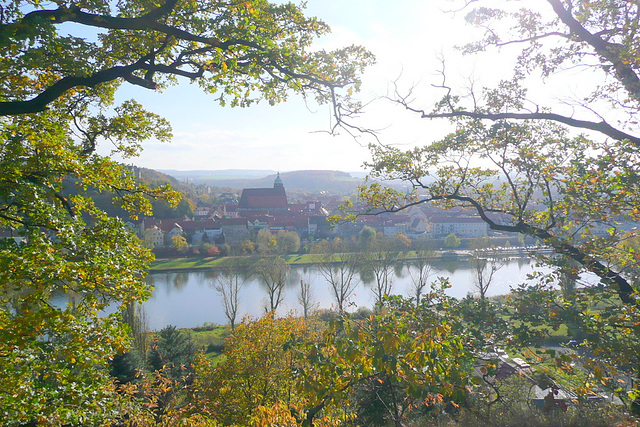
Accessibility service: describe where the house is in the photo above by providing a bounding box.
[219,217,250,244]
[166,223,185,245]
[144,226,164,248]
[193,206,211,219]
[191,228,223,245]
[428,215,488,238]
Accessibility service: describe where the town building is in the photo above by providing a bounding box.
[427,214,488,238]
[238,172,288,212]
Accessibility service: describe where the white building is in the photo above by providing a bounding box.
[428,215,488,238]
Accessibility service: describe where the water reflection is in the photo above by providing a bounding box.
[144,258,552,330]
[440,257,462,273]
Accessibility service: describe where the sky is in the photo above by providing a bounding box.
[105,0,551,173]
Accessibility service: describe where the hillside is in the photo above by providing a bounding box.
[160,169,365,194]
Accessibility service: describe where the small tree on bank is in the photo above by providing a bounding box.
[408,249,434,305]
[213,259,249,330]
[313,239,361,311]
[298,279,314,319]
[255,257,290,314]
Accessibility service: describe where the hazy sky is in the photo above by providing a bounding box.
[106,0,552,173]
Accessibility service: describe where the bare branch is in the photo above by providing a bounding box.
[394,103,640,146]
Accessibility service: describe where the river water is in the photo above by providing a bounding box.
[144,257,555,329]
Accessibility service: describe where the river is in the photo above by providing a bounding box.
[143,256,555,329]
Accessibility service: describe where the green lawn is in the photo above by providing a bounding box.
[149,251,451,271]
[151,253,327,271]
[183,323,231,362]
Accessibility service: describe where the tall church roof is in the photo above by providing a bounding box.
[238,174,288,210]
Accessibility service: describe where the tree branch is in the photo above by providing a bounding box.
[0,62,153,115]
[402,105,640,147]
[546,0,640,102]
[0,2,276,116]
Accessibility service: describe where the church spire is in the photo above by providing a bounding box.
[274,171,283,188]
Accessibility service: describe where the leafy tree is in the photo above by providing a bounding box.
[0,109,169,424]
[148,325,197,381]
[276,229,301,254]
[111,303,150,386]
[358,225,378,248]
[297,295,473,427]
[238,239,255,255]
[444,233,461,249]
[110,350,144,387]
[219,242,231,256]
[256,228,278,254]
[356,0,640,411]
[171,234,189,253]
[1,0,372,117]
[469,235,490,251]
[394,232,411,249]
[121,302,151,362]
[362,0,640,303]
[192,315,318,425]
[147,325,197,418]
[206,245,220,257]
[0,0,370,423]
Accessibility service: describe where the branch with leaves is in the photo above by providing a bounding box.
[1,0,373,119]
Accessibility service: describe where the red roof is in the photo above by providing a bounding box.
[239,187,287,209]
[220,217,248,226]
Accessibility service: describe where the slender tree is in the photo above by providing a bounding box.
[298,278,314,319]
[363,239,400,307]
[470,252,503,302]
[408,248,434,305]
[313,239,360,311]
[213,260,248,330]
[255,257,290,313]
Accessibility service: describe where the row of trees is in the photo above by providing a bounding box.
[212,234,508,330]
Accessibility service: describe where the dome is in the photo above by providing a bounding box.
[274,172,283,187]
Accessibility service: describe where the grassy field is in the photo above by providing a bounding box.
[150,253,329,271]
[183,323,231,361]
[149,251,454,272]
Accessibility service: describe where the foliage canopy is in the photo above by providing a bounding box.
[0,0,370,423]
[353,0,640,412]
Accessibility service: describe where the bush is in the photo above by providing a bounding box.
[191,322,218,332]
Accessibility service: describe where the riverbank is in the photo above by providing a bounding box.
[149,247,540,272]
[149,251,453,272]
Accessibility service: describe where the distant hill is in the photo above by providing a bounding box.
[161,169,278,181]
[159,169,365,194]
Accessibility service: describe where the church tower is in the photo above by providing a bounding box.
[274,172,284,189]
